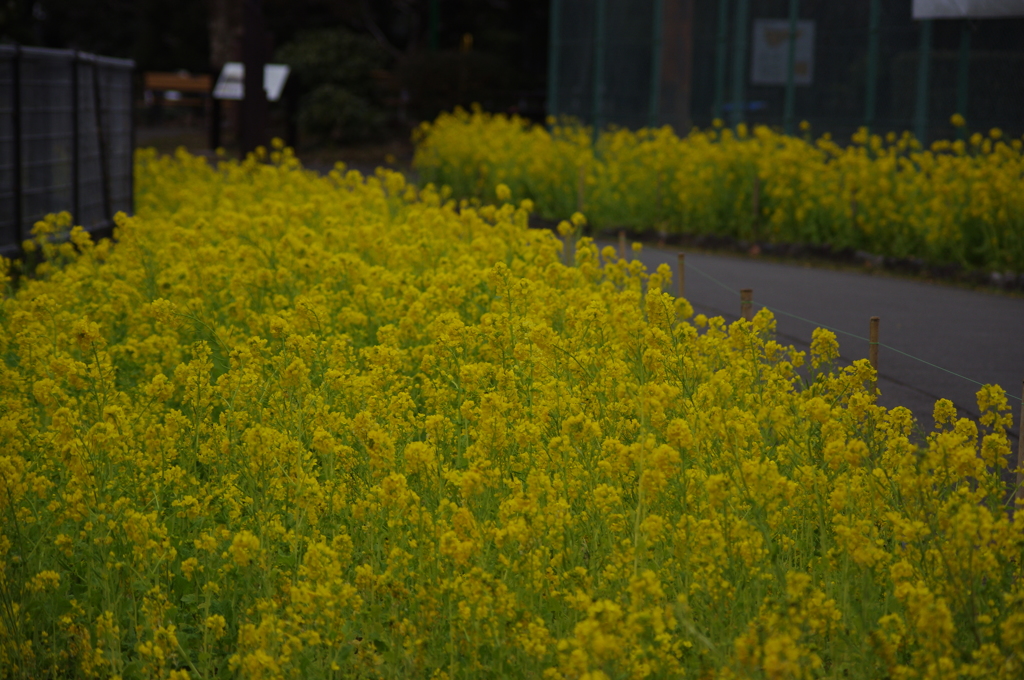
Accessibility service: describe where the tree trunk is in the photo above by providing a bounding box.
[209,0,244,71]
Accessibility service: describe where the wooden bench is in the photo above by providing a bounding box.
[143,72,212,107]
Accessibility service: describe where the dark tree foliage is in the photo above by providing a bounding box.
[275,27,388,142]
[342,0,550,121]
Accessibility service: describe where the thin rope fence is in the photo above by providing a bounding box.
[683,258,1023,404]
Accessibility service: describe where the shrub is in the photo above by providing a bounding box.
[275,27,387,143]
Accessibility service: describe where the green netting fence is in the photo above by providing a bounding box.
[547,0,1024,142]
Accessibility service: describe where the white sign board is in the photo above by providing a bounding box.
[750,19,815,86]
[213,63,290,102]
[913,0,1024,17]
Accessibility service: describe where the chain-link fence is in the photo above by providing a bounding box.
[547,0,1024,142]
[0,45,134,259]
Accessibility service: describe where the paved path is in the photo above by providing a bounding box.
[601,241,1024,443]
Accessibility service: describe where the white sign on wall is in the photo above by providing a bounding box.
[750,19,815,86]
[912,0,1024,18]
[213,63,291,102]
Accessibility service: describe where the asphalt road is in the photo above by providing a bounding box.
[600,241,1024,445]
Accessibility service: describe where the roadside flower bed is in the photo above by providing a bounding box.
[0,146,1021,679]
[413,108,1024,275]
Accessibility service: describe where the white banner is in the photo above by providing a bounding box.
[750,19,815,86]
[912,0,1024,17]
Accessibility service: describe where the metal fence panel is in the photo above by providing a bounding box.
[19,48,76,238]
[551,0,660,131]
[0,45,134,258]
[76,59,102,232]
[96,57,134,219]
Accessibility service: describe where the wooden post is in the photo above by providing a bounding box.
[677,252,685,298]
[740,288,753,321]
[1017,379,1024,504]
[619,230,627,260]
[869,316,880,371]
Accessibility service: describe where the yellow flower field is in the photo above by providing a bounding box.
[413,108,1024,274]
[1,145,1022,679]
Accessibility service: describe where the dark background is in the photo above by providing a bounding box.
[0,0,550,159]
[3,0,1022,153]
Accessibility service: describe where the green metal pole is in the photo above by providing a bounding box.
[783,0,799,135]
[713,0,729,121]
[429,0,439,51]
[955,20,970,140]
[729,0,750,126]
[649,0,664,128]
[914,18,932,144]
[548,0,562,121]
[864,0,881,131]
[593,0,607,134]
